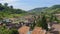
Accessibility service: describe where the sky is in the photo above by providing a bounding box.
[0,0,60,11]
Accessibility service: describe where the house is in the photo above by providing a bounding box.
[18,26,46,34]
[9,18,20,23]
[0,21,3,26]
[18,26,30,34]
[19,21,32,27]
[52,24,60,31]
[2,18,12,23]
[54,14,60,20]
[31,27,46,34]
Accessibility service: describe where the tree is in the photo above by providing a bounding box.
[36,16,42,27]
[10,5,13,9]
[41,15,48,31]
[0,3,2,6]
[36,14,48,31]
[0,26,19,34]
[4,3,8,7]
[0,3,4,11]
[0,3,27,18]
[50,14,54,22]
[30,16,36,30]
[54,16,59,23]
[10,29,19,34]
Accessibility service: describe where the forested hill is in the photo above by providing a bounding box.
[0,3,26,14]
[29,7,48,13]
[28,5,60,14]
[0,3,27,18]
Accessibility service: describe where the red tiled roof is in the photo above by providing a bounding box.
[18,26,46,34]
[18,26,30,34]
[31,27,46,34]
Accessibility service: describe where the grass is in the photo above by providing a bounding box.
[4,13,26,18]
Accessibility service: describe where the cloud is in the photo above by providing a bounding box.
[0,0,21,7]
[0,0,59,10]
[0,0,43,10]
[0,0,29,10]
[0,0,19,4]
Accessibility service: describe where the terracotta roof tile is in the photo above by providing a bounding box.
[18,26,46,34]
[31,27,46,34]
[18,26,30,34]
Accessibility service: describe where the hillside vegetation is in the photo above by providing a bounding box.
[29,5,60,14]
[0,3,27,18]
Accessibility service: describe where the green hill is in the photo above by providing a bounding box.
[28,5,60,14]
[0,3,27,18]
[29,7,48,13]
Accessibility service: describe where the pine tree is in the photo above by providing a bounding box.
[36,14,48,31]
[41,15,48,31]
[50,14,54,22]
[30,16,36,30]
